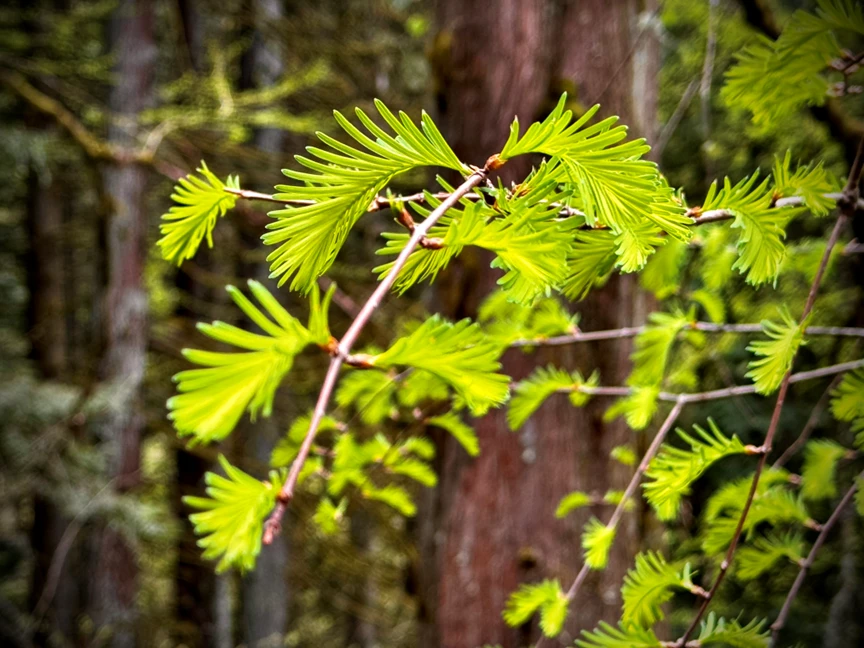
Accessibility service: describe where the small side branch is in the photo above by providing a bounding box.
[676,136,864,645]
[0,70,151,165]
[536,400,686,648]
[568,358,864,404]
[773,373,844,468]
[769,471,863,646]
[510,322,864,349]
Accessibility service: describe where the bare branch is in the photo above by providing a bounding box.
[0,70,151,165]
[769,471,863,647]
[568,358,864,404]
[510,321,864,349]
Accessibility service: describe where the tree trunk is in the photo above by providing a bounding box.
[26,167,82,645]
[89,1,155,645]
[421,1,659,645]
[550,0,659,633]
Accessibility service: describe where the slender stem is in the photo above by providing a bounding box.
[225,186,483,210]
[510,322,864,348]
[262,163,494,542]
[536,400,686,648]
[655,78,700,158]
[225,187,294,204]
[677,136,863,645]
[769,471,863,647]
[772,374,844,468]
[566,358,864,404]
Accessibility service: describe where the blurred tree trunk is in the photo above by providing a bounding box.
[26,166,82,645]
[237,1,290,645]
[421,1,658,645]
[89,1,154,645]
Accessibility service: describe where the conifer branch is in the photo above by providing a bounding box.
[536,399,686,648]
[676,136,863,646]
[769,471,863,646]
[262,160,497,543]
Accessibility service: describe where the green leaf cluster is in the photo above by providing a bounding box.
[622,552,696,628]
[800,439,848,500]
[582,517,616,570]
[736,531,804,581]
[184,456,283,573]
[508,365,598,431]
[326,432,437,516]
[370,315,509,416]
[644,420,748,521]
[169,281,335,444]
[502,579,568,638]
[577,613,768,648]
[375,174,578,304]
[831,368,864,447]
[746,311,806,394]
[701,173,786,286]
[478,290,578,346]
[264,100,467,292]
[722,1,854,125]
[702,476,809,555]
[157,161,239,265]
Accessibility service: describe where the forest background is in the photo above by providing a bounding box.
[1,1,863,647]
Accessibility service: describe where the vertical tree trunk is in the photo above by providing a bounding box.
[421,1,659,645]
[89,1,154,645]
[552,0,660,632]
[422,3,558,647]
[26,168,82,645]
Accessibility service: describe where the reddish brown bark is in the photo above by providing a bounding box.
[421,1,658,645]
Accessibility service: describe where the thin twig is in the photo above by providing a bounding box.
[536,400,686,648]
[225,186,484,211]
[772,374,844,468]
[769,471,863,646]
[510,321,864,348]
[226,184,864,232]
[700,0,719,143]
[655,78,700,158]
[262,159,498,543]
[676,136,863,646]
[567,358,864,404]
